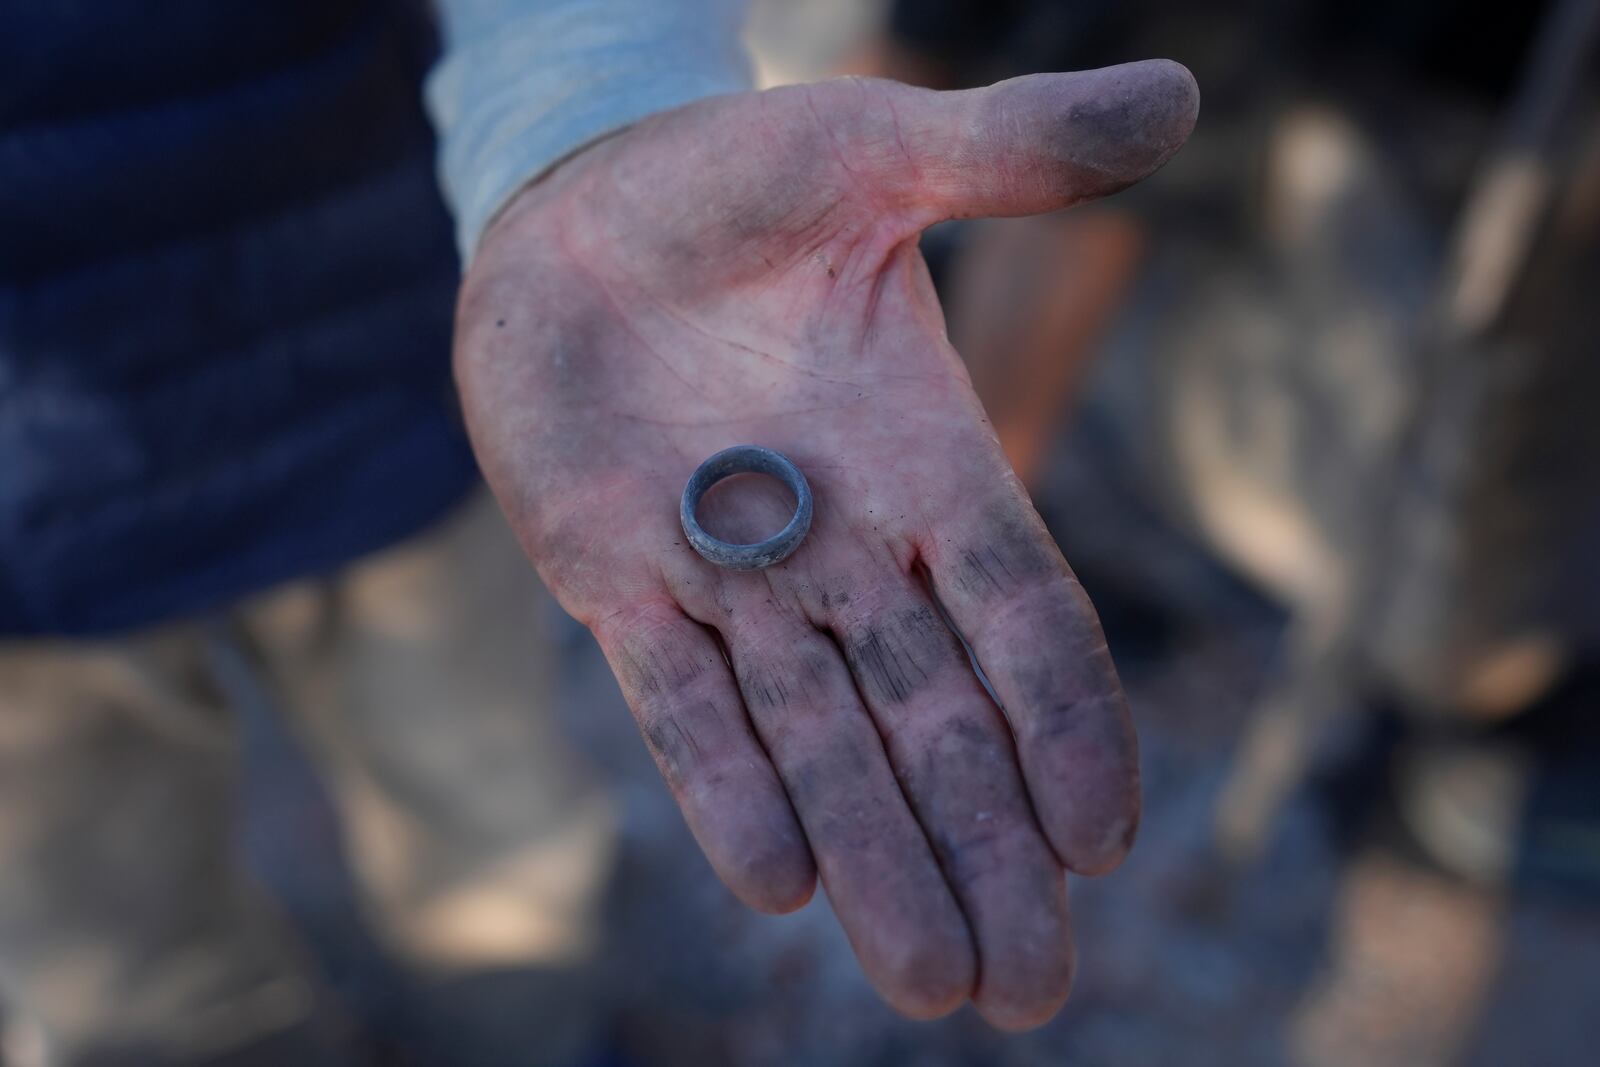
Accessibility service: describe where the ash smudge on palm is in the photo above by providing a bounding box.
[841,604,959,706]
[942,505,1062,608]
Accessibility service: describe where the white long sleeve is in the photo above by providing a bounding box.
[426,0,752,264]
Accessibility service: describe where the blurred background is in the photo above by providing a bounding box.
[264,0,1600,1064]
[10,1,1598,1064]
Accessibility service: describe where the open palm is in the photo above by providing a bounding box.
[454,61,1198,1029]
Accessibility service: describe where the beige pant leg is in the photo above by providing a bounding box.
[0,627,326,1066]
[235,490,616,1054]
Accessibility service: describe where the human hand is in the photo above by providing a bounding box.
[454,61,1198,1029]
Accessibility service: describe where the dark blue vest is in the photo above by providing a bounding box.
[0,0,478,634]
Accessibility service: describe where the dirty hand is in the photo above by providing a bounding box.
[454,61,1198,1029]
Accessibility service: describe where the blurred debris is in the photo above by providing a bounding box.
[1214,0,1600,872]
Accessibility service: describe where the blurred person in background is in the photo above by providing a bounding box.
[0,1,1200,1063]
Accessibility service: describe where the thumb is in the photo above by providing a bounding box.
[881,59,1199,223]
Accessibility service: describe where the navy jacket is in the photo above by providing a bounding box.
[0,0,478,634]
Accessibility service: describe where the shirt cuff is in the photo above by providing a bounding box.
[426,0,752,265]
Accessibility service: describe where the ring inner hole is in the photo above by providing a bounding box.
[697,472,797,545]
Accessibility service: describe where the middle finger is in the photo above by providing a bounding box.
[818,564,1075,1030]
[707,584,976,1019]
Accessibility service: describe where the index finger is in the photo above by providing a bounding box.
[921,485,1139,876]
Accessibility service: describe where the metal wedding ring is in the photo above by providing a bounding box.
[680,445,813,570]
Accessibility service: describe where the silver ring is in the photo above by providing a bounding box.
[680,445,813,570]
